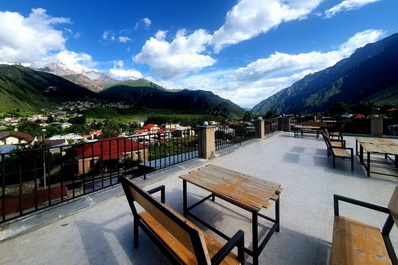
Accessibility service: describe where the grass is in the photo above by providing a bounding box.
[83,107,182,122]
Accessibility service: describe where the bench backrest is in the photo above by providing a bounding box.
[302,121,327,127]
[120,177,211,264]
[388,186,398,227]
[322,132,332,149]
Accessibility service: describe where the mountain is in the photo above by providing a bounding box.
[252,33,398,115]
[100,84,245,118]
[0,65,244,118]
[0,64,98,112]
[39,61,119,92]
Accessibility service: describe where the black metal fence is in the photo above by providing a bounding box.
[0,128,197,223]
[215,120,276,151]
[215,123,254,150]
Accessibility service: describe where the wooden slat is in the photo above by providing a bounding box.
[205,164,282,192]
[182,171,270,211]
[356,137,397,146]
[388,186,398,227]
[361,143,398,156]
[332,148,351,158]
[193,168,280,199]
[331,216,392,265]
[180,165,282,211]
[331,142,344,148]
[130,187,198,255]
[140,211,240,265]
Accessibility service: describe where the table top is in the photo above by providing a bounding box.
[361,142,398,155]
[180,164,282,212]
[293,125,321,129]
[355,137,397,146]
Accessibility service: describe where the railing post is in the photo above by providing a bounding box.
[198,123,215,159]
[254,118,265,139]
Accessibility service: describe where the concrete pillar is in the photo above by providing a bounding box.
[254,119,265,139]
[371,117,383,137]
[282,117,291,132]
[198,125,215,159]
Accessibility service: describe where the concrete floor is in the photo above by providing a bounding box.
[1,132,398,265]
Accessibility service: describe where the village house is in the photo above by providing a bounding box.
[0,132,36,146]
[75,137,148,174]
[162,123,180,129]
[172,126,196,138]
[144,124,160,133]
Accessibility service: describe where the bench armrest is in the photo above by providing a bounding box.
[334,194,389,216]
[211,229,245,265]
[147,185,165,203]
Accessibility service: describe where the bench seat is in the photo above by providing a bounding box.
[331,190,398,265]
[331,148,352,158]
[331,216,391,265]
[140,210,239,265]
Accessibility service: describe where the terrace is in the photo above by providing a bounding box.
[1,129,398,264]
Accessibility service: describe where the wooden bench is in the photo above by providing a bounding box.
[331,187,398,265]
[120,176,245,265]
[325,129,346,148]
[322,132,354,171]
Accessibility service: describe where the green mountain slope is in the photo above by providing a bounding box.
[0,65,99,112]
[100,85,245,118]
[252,33,398,115]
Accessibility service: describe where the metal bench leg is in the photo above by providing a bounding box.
[134,217,139,248]
[252,211,259,265]
[183,180,187,217]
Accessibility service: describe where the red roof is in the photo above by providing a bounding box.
[76,137,146,160]
[353,114,366,119]
[134,129,148,134]
[144,124,157,130]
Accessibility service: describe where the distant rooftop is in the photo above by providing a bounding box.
[1,132,398,265]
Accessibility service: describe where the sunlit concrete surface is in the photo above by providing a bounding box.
[1,132,398,265]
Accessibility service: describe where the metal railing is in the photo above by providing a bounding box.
[0,128,198,223]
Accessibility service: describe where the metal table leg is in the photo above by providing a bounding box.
[183,180,187,217]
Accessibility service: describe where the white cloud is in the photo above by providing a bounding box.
[158,29,383,108]
[118,36,132,43]
[134,29,215,79]
[231,29,383,83]
[51,50,96,73]
[135,18,152,30]
[0,8,70,66]
[133,0,325,79]
[325,0,382,18]
[211,0,323,53]
[109,60,143,80]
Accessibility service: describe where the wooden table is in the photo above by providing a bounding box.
[292,125,322,138]
[356,137,398,177]
[180,164,282,265]
[355,137,397,155]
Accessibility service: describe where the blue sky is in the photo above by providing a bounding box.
[0,0,397,108]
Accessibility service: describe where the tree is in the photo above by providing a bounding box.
[265,111,278,119]
[68,116,86,125]
[99,120,120,138]
[18,121,41,135]
[351,101,375,116]
[243,111,252,121]
[329,102,350,116]
[64,124,87,135]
